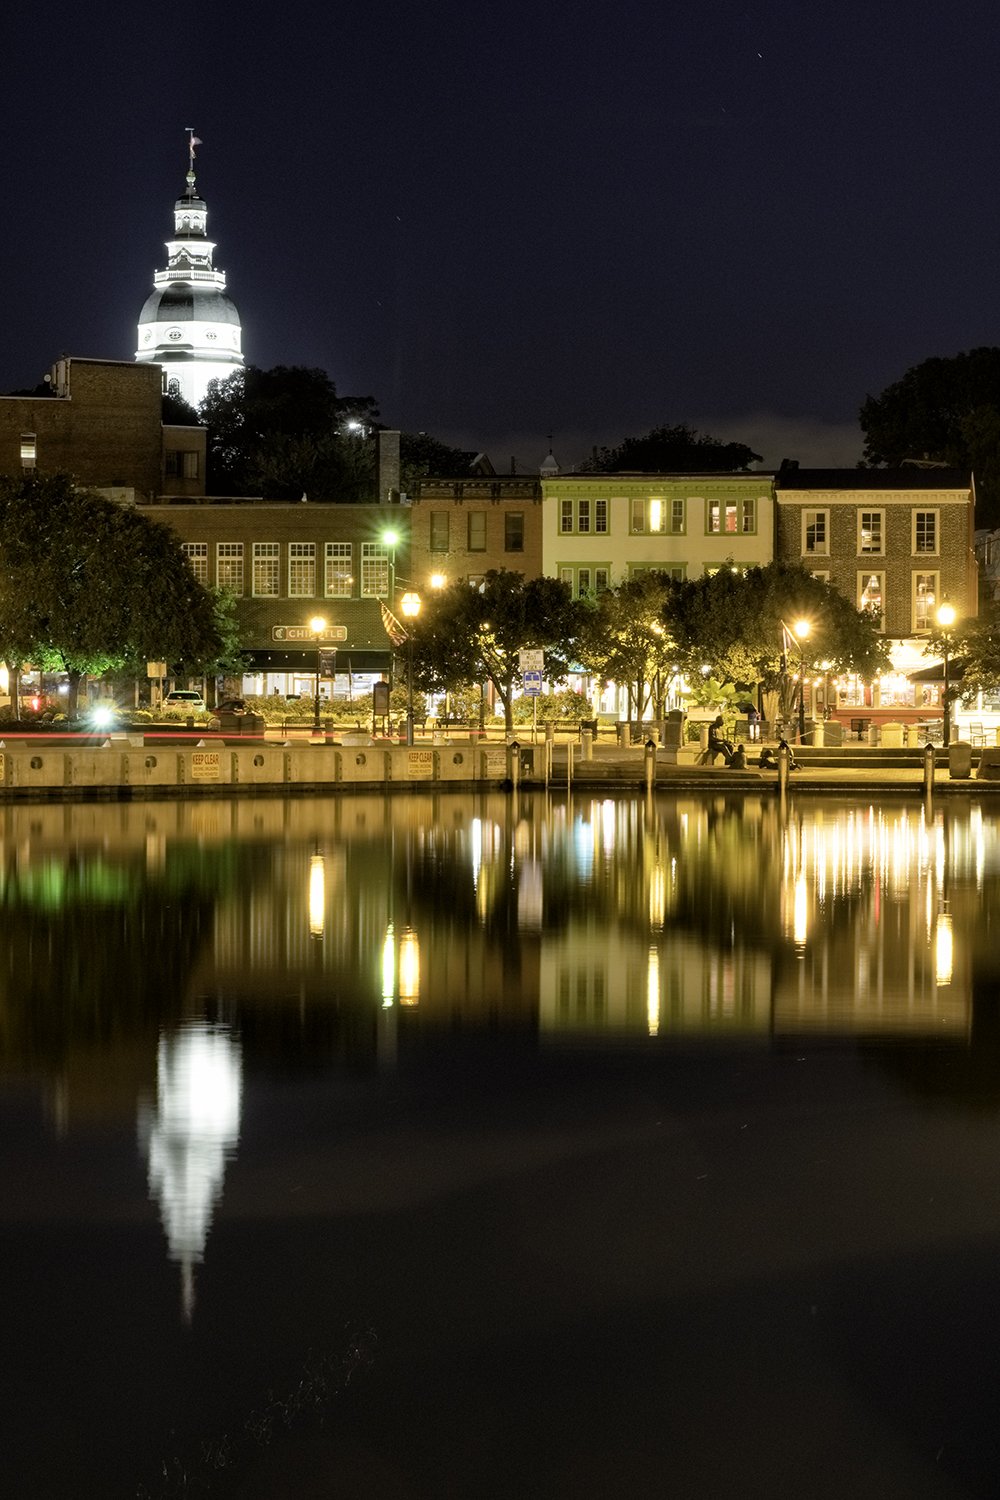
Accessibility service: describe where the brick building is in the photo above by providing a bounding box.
[0,357,205,501]
[410,475,543,586]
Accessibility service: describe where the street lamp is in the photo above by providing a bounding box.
[382,528,399,601]
[309,614,326,734]
[400,591,421,746]
[936,600,956,747]
[793,619,811,743]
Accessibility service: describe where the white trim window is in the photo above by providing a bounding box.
[913,571,939,633]
[361,542,390,598]
[803,509,829,555]
[669,498,685,534]
[288,542,316,597]
[559,564,610,597]
[20,433,36,470]
[252,542,280,597]
[325,542,353,597]
[182,542,208,585]
[859,571,884,623]
[858,509,884,555]
[913,510,939,555]
[217,542,244,594]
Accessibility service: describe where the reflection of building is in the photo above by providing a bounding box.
[141,1022,242,1321]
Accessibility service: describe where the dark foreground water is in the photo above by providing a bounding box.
[2,790,1000,1498]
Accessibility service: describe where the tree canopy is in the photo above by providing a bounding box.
[409,570,583,731]
[581,423,762,474]
[859,347,1000,525]
[0,473,223,714]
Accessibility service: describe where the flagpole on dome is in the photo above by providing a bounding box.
[184,127,203,193]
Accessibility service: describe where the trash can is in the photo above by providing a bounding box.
[868,724,879,747]
[948,741,973,780]
[881,722,904,748]
[661,711,685,749]
[823,720,843,747]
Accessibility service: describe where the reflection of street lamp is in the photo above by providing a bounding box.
[400,592,421,746]
[936,600,956,746]
[309,614,326,733]
[793,619,811,742]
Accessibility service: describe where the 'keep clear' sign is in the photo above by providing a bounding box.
[191,750,221,782]
[406,749,435,779]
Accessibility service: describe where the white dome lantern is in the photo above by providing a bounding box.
[136,130,244,411]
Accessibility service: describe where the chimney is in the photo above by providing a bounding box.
[375,429,401,503]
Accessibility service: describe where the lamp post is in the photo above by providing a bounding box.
[309,614,326,734]
[793,619,811,743]
[936,600,956,747]
[400,591,421,746]
[381,528,399,603]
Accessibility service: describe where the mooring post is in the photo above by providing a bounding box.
[508,739,520,791]
[923,742,935,802]
[645,737,657,795]
[778,741,790,798]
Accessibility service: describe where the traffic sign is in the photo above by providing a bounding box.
[519,648,544,672]
[271,625,348,643]
[522,670,543,696]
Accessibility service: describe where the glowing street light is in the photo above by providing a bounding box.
[936,600,957,747]
[309,614,326,734]
[400,591,421,746]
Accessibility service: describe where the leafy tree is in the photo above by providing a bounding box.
[859,347,1000,524]
[576,572,683,719]
[582,423,762,474]
[408,569,582,733]
[161,392,201,426]
[0,474,222,716]
[400,432,478,493]
[941,602,1000,702]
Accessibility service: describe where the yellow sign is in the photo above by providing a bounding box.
[191,751,221,782]
[406,750,435,779]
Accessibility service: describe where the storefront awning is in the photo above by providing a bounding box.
[241,648,392,673]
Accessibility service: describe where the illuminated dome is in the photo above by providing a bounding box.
[135,133,244,411]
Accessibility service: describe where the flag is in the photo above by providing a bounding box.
[381,601,408,646]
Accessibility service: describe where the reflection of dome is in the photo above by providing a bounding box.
[135,143,244,411]
[141,1021,243,1322]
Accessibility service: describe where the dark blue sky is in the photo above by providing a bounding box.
[5,0,999,471]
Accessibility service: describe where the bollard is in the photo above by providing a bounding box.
[644,737,657,795]
[581,727,593,762]
[507,740,520,790]
[923,742,935,801]
[545,721,555,746]
[778,741,790,798]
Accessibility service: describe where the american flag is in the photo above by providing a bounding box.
[380,601,408,647]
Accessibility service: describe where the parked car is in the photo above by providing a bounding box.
[162,689,206,713]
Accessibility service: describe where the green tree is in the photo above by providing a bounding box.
[409,570,582,733]
[582,423,762,474]
[941,602,1000,702]
[576,572,682,719]
[859,347,1000,524]
[0,474,222,716]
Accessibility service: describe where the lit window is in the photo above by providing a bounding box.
[288,542,316,597]
[859,571,884,621]
[20,433,36,470]
[707,501,738,533]
[325,542,352,598]
[253,542,279,597]
[182,542,208,585]
[216,543,244,594]
[361,542,390,598]
[914,572,939,632]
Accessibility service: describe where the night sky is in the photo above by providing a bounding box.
[5,0,1000,472]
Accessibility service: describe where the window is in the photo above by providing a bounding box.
[858,510,883,554]
[631,498,666,534]
[560,498,607,533]
[810,569,830,583]
[324,542,352,598]
[361,542,390,597]
[20,433,36,470]
[741,499,756,533]
[859,571,884,623]
[913,571,939,632]
[803,509,828,555]
[253,542,279,597]
[559,565,610,597]
[914,510,939,554]
[669,499,685,534]
[182,542,208,585]
[560,499,574,534]
[429,512,450,552]
[595,499,609,534]
[216,542,244,594]
[468,512,486,551]
[629,562,686,581]
[165,450,200,479]
[505,512,524,552]
[707,501,739,534]
[288,542,316,597]
[578,499,591,533]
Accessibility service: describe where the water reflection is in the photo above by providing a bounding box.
[140,1021,242,1320]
